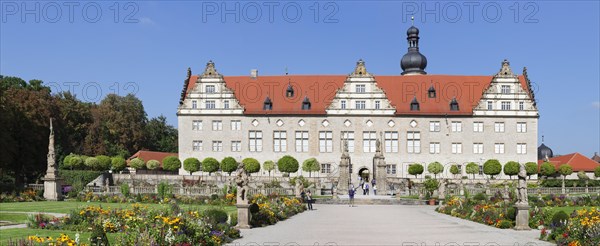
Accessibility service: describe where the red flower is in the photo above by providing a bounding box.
[562,232,568,238]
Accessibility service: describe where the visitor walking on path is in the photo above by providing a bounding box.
[306,190,314,210]
[373,185,377,195]
[348,185,356,207]
[363,183,370,195]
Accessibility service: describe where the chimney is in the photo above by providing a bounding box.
[250,69,258,79]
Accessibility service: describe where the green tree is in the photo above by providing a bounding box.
[450,165,460,178]
[503,161,520,179]
[277,155,299,176]
[427,162,443,179]
[423,177,440,199]
[183,157,201,175]
[95,155,112,171]
[84,157,100,170]
[539,162,556,178]
[263,160,276,177]
[111,156,127,172]
[63,154,83,170]
[302,158,321,177]
[130,158,145,170]
[162,156,181,171]
[578,171,590,190]
[466,162,479,179]
[558,164,573,193]
[202,157,219,175]
[595,166,600,179]
[408,163,424,179]
[54,92,93,157]
[483,159,502,179]
[146,160,160,170]
[144,115,178,153]
[525,162,538,179]
[242,158,261,175]
[220,157,238,176]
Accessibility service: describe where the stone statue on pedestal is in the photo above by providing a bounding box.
[517,165,528,205]
[43,118,63,201]
[514,164,530,230]
[235,163,251,229]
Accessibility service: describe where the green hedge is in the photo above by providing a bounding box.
[539,179,600,187]
[59,170,103,193]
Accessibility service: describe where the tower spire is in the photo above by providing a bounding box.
[400,21,428,75]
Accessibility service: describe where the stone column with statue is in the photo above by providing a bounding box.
[514,164,530,230]
[337,140,351,195]
[43,118,63,201]
[235,163,251,229]
[373,138,388,196]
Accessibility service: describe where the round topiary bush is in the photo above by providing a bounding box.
[183,157,201,175]
[204,208,228,224]
[483,159,502,179]
[408,163,424,178]
[95,155,112,171]
[503,161,520,179]
[202,157,220,175]
[242,158,261,174]
[552,210,569,227]
[220,157,238,176]
[162,156,181,171]
[130,158,145,170]
[277,155,299,176]
[146,160,160,170]
[111,156,127,172]
[84,157,100,170]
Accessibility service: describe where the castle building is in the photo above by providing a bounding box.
[177,24,539,182]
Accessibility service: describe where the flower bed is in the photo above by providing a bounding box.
[539,207,600,246]
[250,193,305,227]
[0,189,44,203]
[528,194,600,207]
[437,195,515,229]
[76,191,236,206]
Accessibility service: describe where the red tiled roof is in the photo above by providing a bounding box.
[184,74,529,116]
[537,153,600,172]
[127,150,178,167]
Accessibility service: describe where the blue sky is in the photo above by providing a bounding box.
[1,1,599,156]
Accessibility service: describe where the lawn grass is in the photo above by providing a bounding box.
[0,212,29,225]
[0,228,120,245]
[0,201,235,214]
[547,206,587,215]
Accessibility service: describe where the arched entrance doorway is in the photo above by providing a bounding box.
[358,167,370,182]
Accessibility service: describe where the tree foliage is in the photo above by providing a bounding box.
[263,160,276,176]
[539,162,556,178]
[525,162,538,179]
[95,155,112,171]
[84,157,100,170]
[144,115,178,153]
[466,162,479,179]
[146,160,160,170]
[111,156,127,172]
[277,155,299,175]
[242,158,260,174]
[162,156,181,171]
[183,157,201,175]
[577,171,589,180]
[220,157,238,176]
[63,154,84,170]
[427,162,443,179]
[302,158,320,177]
[595,166,600,179]
[202,157,220,175]
[558,164,573,177]
[503,161,520,179]
[129,158,145,170]
[483,159,502,179]
[408,163,424,179]
[450,165,460,176]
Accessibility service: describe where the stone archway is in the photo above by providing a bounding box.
[358,167,370,182]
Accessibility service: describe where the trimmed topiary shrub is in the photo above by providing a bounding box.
[302,158,320,177]
[427,162,443,179]
[408,163,424,179]
[263,160,276,176]
[183,157,201,175]
[204,208,228,224]
[162,156,181,171]
[483,159,502,179]
[503,161,520,179]
[63,154,84,170]
[450,165,460,176]
[130,158,145,170]
[277,155,299,176]
[242,158,260,175]
[95,155,112,171]
[84,157,100,170]
[540,162,556,178]
[202,157,220,175]
[552,210,569,227]
[466,162,479,179]
[525,162,538,179]
[111,156,127,172]
[146,160,160,170]
[220,157,238,176]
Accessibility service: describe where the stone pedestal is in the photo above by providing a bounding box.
[337,157,350,195]
[43,176,63,201]
[235,204,251,229]
[374,155,387,196]
[514,203,531,230]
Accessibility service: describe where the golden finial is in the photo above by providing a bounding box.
[411,16,414,25]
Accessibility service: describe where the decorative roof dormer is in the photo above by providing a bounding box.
[410,96,420,111]
[495,59,515,78]
[449,97,459,111]
[202,60,221,77]
[301,96,311,110]
[286,82,294,97]
[401,17,427,75]
[427,84,436,98]
[263,96,273,110]
[352,59,370,76]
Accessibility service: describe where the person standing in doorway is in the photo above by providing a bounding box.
[348,185,355,207]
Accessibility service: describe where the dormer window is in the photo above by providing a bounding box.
[263,97,272,110]
[450,98,459,111]
[286,84,294,97]
[301,96,311,110]
[428,85,436,98]
[410,97,420,111]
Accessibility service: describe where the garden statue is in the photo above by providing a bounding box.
[295,179,304,199]
[502,184,510,202]
[235,163,249,204]
[438,179,446,198]
[517,165,528,205]
[43,118,63,201]
[514,164,531,230]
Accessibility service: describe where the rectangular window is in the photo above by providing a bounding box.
[295,131,309,152]
[319,131,333,153]
[355,101,366,109]
[495,143,505,154]
[407,131,421,154]
[231,120,241,130]
[386,164,397,175]
[249,131,263,152]
[206,100,216,109]
[487,101,493,110]
[375,101,381,109]
[479,165,484,175]
[212,120,222,131]
[192,120,202,131]
[341,100,346,109]
[451,121,462,132]
[231,141,241,152]
[224,100,230,109]
[384,131,399,153]
[501,85,511,94]
[473,143,484,154]
[517,143,527,154]
[501,101,511,110]
[355,84,366,93]
[473,121,484,132]
[429,142,440,154]
[451,143,462,154]
[494,122,505,132]
[519,101,524,111]
[192,140,202,151]
[517,122,527,133]
[363,131,377,153]
[212,141,222,152]
[192,100,197,109]
[273,131,287,152]
[429,121,441,132]
[205,85,215,94]
[341,131,355,153]
[321,163,332,174]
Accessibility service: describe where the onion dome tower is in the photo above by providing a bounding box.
[537,136,554,161]
[401,17,428,75]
